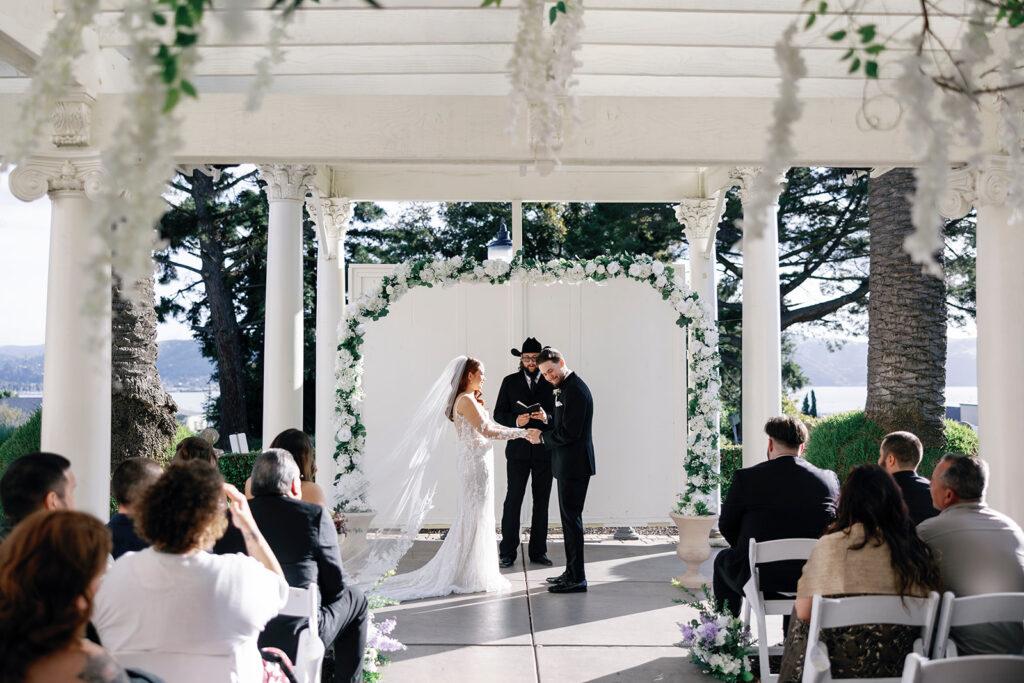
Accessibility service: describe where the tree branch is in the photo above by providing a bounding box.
[780,280,869,328]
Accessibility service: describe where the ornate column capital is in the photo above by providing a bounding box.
[258,164,316,202]
[939,155,1014,218]
[676,197,722,259]
[306,195,353,261]
[8,152,104,201]
[50,93,93,147]
[728,166,762,200]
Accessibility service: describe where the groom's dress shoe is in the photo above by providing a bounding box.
[531,555,554,566]
[545,573,569,584]
[548,579,587,593]
[499,557,515,569]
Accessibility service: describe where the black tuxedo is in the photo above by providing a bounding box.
[250,494,368,683]
[713,455,839,616]
[107,513,148,560]
[541,371,596,582]
[892,470,939,526]
[494,369,556,562]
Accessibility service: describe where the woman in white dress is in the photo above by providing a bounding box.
[376,356,528,601]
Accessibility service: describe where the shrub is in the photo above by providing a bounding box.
[219,451,259,491]
[0,409,41,472]
[0,423,16,450]
[719,445,743,501]
[806,410,979,482]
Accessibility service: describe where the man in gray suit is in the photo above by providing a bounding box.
[918,453,1024,656]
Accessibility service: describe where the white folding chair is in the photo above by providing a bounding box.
[741,537,818,683]
[277,586,325,683]
[900,651,1024,682]
[801,592,941,683]
[931,591,1024,659]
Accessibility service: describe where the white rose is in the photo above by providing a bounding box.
[450,255,463,268]
[337,426,352,443]
[420,267,435,282]
[585,261,597,274]
[596,264,606,274]
[607,261,620,275]
[474,265,485,277]
[547,259,560,268]
[654,275,667,288]
[628,263,641,277]
[652,261,665,276]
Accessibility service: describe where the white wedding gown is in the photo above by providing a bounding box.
[376,393,527,601]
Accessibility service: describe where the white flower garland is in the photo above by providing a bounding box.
[333,253,722,517]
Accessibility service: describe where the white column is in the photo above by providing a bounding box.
[258,164,316,447]
[10,153,110,520]
[957,157,1024,525]
[733,167,784,468]
[678,196,724,513]
[312,196,353,488]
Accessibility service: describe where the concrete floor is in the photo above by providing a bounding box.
[374,538,785,683]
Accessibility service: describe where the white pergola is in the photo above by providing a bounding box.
[2,1,1019,524]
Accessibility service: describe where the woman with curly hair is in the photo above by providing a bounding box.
[0,509,129,683]
[92,460,289,682]
[244,428,327,506]
[778,464,943,681]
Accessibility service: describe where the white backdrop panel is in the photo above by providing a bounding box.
[353,267,686,526]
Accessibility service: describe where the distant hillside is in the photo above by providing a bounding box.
[793,337,977,387]
[0,340,214,391]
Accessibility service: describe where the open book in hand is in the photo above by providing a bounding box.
[516,400,542,415]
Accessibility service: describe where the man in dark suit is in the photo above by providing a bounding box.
[108,457,162,559]
[878,430,939,526]
[248,449,368,683]
[527,347,595,594]
[713,416,839,617]
[494,337,557,568]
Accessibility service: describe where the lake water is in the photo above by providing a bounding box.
[794,386,978,416]
[170,390,218,414]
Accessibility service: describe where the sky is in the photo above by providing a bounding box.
[0,170,974,347]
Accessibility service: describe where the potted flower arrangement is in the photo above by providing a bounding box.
[675,584,755,683]
[363,572,406,682]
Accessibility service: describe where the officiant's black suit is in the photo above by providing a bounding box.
[713,455,839,616]
[541,372,596,583]
[494,369,556,562]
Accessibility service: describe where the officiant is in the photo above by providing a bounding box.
[494,337,556,568]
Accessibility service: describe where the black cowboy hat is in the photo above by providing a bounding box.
[511,337,544,357]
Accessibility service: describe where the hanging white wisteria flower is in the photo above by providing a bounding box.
[333,252,722,516]
[754,2,1024,276]
[502,0,585,164]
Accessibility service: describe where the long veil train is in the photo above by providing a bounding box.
[341,356,468,589]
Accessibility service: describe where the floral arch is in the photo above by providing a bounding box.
[333,253,722,516]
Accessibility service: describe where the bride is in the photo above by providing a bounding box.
[373,356,528,601]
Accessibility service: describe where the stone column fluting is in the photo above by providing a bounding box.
[940,156,1022,526]
[258,164,316,447]
[732,167,784,468]
[311,194,353,487]
[677,196,724,514]
[9,151,111,520]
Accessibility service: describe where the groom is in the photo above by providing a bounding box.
[527,347,595,594]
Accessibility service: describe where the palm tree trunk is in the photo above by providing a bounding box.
[865,168,947,448]
[111,276,179,469]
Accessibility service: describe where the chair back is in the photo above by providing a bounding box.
[931,591,1024,659]
[900,652,1024,683]
[742,537,818,683]
[275,586,324,683]
[802,592,941,683]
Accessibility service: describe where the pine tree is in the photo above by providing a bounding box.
[801,393,811,415]
[810,389,818,418]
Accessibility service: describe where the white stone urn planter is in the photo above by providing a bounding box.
[669,512,718,587]
[338,510,376,561]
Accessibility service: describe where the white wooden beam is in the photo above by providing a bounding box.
[0,0,55,74]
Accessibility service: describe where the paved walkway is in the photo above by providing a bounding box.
[375,537,784,682]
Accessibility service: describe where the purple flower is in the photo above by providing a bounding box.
[680,624,696,644]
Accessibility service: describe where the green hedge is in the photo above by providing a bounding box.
[219,451,259,491]
[0,410,42,519]
[806,410,978,482]
[720,445,743,501]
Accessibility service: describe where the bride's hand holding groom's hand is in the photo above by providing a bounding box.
[525,428,542,444]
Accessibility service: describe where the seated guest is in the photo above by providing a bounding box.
[245,429,327,506]
[108,457,163,559]
[0,510,130,683]
[918,453,1024,655]
[713,416,840,617]
[0,452,75,540]
[93,460,288,683]
[877,431,939,525]
[249,449,368,683]
[777,465,942,681]
[172,436,245,554]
